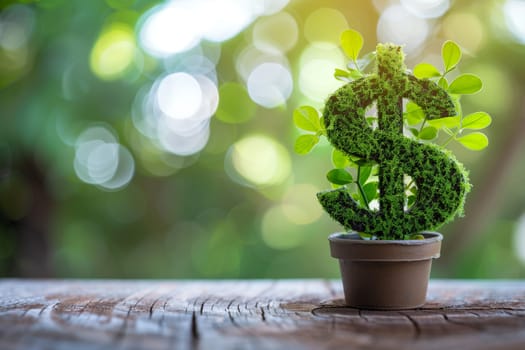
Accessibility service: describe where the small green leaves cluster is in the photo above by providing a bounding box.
[293,103,380,211]
[409,40,491,151]
[327,150,378,210]
[293,106,326,154]
[334,29,375,82]
[293,30,491,217]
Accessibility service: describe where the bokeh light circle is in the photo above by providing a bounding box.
[157,118,211,156]
[0,4,35,51]
[256,0,289,16]
[514,214,525,265]
[252,12,298,54]
[139,4,199,57]
[74,126,135,190]
[216,82,257,124]
[400,0,450,19]
[377,5,429,55]
[442,13,484,53]
[199,0,256,42]
[503,0,525,45]
[157,72,202,120]
[282,184,323,225]
[133,70,218,157]
[261,205,307,250]
[247,62,293,108]
[90,23,138,81]
[304,8,348,47]
[298,44,345,102]
[226,134,291,187]
[235,45,289,82]
[139,0,264,57]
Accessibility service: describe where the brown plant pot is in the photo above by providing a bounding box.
[329,232,443,310]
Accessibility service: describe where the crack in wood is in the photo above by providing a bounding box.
[37,304,49,317]
[226,299,234,313]
[357,309,366,322]
[191,311,199,340]
[199,299,208,316]
[227,311,239,327]
[260,307,266,322]
[399,312,421,339]
[433,311,485,331]
[148,295,163,320]
[112,304,134,343]
[503,310,525,318]
[112,292,153,344]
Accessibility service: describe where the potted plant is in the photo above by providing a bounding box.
[293,29,491,309]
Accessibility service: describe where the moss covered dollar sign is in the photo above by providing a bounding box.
[316,43,470,240]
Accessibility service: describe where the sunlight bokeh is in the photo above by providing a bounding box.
[1,0,525,281]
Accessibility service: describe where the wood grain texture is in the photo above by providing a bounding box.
[0,280,524,350]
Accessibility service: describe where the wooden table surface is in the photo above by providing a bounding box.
[0,279,524,350]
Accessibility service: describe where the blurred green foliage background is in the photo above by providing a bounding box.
[1,0,525,279]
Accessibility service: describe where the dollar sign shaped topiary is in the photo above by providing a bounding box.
[317,43,471,240]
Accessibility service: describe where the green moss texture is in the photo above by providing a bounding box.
[317,44,471,240]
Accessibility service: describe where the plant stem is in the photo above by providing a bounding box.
[418,117,427,134]
[441,131,458,148]
[353,58,361,74]
[356,166,370,210]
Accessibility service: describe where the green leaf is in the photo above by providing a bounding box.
[407,195,416,207]
[451,94,463,117]
[362,182,378,202]
[448,74,483,95]
[413,63,441,79]
[326,168,353,185]
[293,106,321,132]
[456,132,489,151]
[358,233,373,239]
[427,116,460,129]
[319,116,326,134]
[332,148,350,168]
[366,116,377,126]
[442,40,462,72]
[408,234,425,240]
[419,126,438,140]
[358,165,372,185]
[334,68,351,82]
[409,128,419,137]
[334,68,362,81]
[355,159,375,167]
[404,102,424,125]
[340,29,363,61]
[294,134,319,154]
[462,112,492,130]
[438,77,449,90]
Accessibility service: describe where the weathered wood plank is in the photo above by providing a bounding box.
[0,280,524,350]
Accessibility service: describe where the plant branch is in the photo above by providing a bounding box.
[356,166,370,210]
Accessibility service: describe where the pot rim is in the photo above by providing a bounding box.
[328,231,443,261]
[328,231,443,246]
